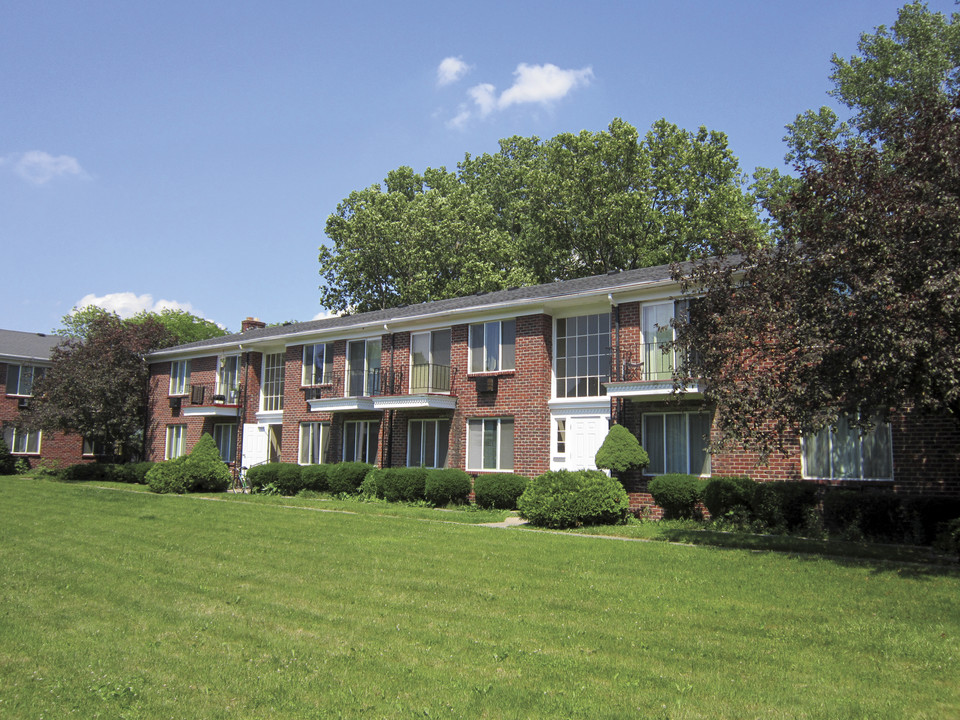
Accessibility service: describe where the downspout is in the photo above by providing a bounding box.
[609,293,621,426]
[385,323,393,469]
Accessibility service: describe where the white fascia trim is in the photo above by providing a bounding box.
[181,406,242,418]
[0,354,53,364]
[372,395,458,411]
[547,398,612,414]
[604,380,702,398]
[255,410,284,424]
[307,397,376,413]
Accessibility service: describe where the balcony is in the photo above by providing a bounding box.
[603,343,701,399]
[305,365,458,413]
[178,383,242,417]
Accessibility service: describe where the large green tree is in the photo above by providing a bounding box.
[320,118,763,314]
[23,314,175,461]
[57,306,227,343]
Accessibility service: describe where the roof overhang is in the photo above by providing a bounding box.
[604,380,702,400]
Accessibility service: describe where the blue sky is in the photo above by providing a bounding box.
[2,0,954,334]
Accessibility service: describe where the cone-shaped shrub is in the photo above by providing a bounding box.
[595,424,649,474]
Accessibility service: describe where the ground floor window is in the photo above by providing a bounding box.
[802,416,892,481]
[642,412,711,476]
[3,427,41,455]
[299,422,331,464]
[344,420,379,464]
[408,419,450,468]
[213,424,237,463]
[467,418,514,471]
[165,425,186,460]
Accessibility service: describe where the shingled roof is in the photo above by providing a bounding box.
[0,329,69,363]
[149,260,690,358]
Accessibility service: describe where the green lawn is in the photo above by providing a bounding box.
[1,477,958,719]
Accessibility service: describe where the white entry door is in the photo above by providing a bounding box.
[553,415,607,471]
[241,424,269,469]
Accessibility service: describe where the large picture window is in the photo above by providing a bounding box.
[408,419,450,468]
[6,365,45,397]
[213,424,237,463]
[261,353,285,412]
[555,313,611,398]
[467,418,514,471]
[802,416,892,481]
[169,360,191,396]
[469,320,515,373]
[643,412,711,476]
[165,425,186,460]
[344,420,379,464]
[302,343,333,386]
[299,422,331,464]
[3,427,41,455]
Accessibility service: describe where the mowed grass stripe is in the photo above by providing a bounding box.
[1,477,958,719]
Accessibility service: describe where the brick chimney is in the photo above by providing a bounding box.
[241,316,266,332]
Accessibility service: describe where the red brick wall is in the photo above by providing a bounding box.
[1,361,88,468]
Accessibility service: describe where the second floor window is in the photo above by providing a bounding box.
[555,313,611,398]
[411,330,451,393]
[6,365,45,397]
[469,320,515,373]
[261,353,285,412]
[347,339,381,397]
[217,356,240,403]
[302,343,332,386]
[169,360,191,396]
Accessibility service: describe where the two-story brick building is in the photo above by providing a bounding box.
[1,328,88,467]
[144,263,960,507]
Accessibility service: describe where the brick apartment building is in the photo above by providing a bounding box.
[144,263,960,507]
[0,328,88,467]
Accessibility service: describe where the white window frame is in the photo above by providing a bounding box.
[407,418,451,468]
[165,425,186,460]
[4,427,41,455]
[642,411,712,476]
[469,320,516,374]
[343,420,379,464]
[169,360,191,396]
[801,416,893,481]
[6,364,45,397]
[555,418,567,457]
[409,329,452,393]
[217,355,241,403]
[345,339,382,397]
[213,423,237,463]
[554,312,612,398]
[299,421,331,464]
[302,343,333,386]
[466,417,515,472]
[260,352,285,412]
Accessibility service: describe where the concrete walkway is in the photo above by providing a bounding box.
[479,515,529,529]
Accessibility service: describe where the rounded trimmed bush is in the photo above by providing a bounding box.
[751,481,819,532]
[518,469,629,529]
[647,473,703,520]
[474,473,529,509]
[595,424,649,473]
[246,463,281,492]
[327,462,374,495]
[185,434,231,492]
[378,467,427,502]
[146,457,191,494]
[300,464,330,493]
[702,475,756,519]
[425,468,471,506]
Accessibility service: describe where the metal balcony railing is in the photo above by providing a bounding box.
[617,343,693,382]
[410,363,451,394]
[186,383,240,405]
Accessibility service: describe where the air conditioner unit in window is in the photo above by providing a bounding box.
[476,376,498,394]
[18,397,29,409]
[190,385,205,404]
[169,397,182,410]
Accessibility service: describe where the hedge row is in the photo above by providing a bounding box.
[60,461,156,485]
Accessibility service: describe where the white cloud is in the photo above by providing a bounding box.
[450,62,593,127]
[72,292,200,319]
[4,151,88,185]
[312,308,344,321]
[437,56,470,86]
[499,63,593,109]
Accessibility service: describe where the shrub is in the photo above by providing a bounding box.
[750,481,819,532]
[702,476,756,519]
[518,470,629,529]
[300,464,330,493]
[62,463,118,483]
[273,463,305,496]
[360,468,386,498]
[425,468,472,506]
[146,457,191,494]
[647,474,703,520]
[0,436,15,475]
[185,434,231,493]
[474,473,529,509]
[822,489,905,542]
[594,424,649,474]
[935,517,960,560]
[327,462,374,495]
[246,463,281,492]
[899,496,960,546]
[376,467,427,503]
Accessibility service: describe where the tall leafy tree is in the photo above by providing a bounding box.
[22,314,175,460]
[56,306,227,344]
[320,118,763,313]
[674,93,960,457]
